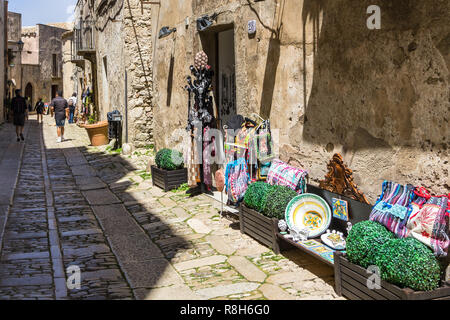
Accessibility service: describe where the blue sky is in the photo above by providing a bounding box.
[7,0,77,26]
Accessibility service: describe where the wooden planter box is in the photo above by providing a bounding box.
[334,251,450,300]
[239,204,280,253]
[151,165,188,192]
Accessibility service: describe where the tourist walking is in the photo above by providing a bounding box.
[35,98,44,123]
[49,91,69,143]
[11,89,28,142]
[67,92,77,124]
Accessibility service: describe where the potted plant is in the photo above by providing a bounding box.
[78,100,109,146]
[151,148,187,192]
[239,183,297,253]
[334,221,450,300]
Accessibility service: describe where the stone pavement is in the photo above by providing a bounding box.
[0,116,343,300]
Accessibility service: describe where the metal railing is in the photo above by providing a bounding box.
[73,18,96,54]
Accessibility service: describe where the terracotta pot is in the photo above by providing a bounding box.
[82,120,109,146]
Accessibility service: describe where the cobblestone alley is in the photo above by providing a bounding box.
[0,118,341,300]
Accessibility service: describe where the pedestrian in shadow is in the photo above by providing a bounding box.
[35,98,44,123]
[11,89,28,142]
[50,90,69,143]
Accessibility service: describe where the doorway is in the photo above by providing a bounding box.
[217,29,236,131]
[51,85,59,100]
[25,83,33,108]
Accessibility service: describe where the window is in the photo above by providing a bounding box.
[52,54,58,77]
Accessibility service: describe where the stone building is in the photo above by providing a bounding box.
[4,8,69,109]
[65,0,449,201]
[149,0,450,202]
[6,10,22,103]
[20,23,70,107]
[0,0,6,123]
[66,0,154,147]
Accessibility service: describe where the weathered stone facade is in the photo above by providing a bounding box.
[66,0,154,147]
[0,0,6,123]
[150,0,450,202]
[6,11,22,101]
[5,10,69,108]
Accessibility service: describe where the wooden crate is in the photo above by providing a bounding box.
[239,204,280,253]
[151,165,188,192]
[334,251,450,300]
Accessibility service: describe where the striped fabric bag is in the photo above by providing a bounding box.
[369,181,416,238]
[266,159,308,194]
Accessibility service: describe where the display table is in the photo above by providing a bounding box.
[275,184,373,265]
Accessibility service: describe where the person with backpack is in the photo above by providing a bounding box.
[67,92,77,124]
[35,98,44,123]
[11,89,28,142]
[50,90,69,143]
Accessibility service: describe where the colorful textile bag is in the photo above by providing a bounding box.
[225,158,250,204]
[266,159,308,194]
[406,188,449,257]
[369,181,416,238]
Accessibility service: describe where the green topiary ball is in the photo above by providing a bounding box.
[155,148,184,171]
[263,185,298,219]
[346,220,396,268]
[375,237,442,291]
[244,182,274,213]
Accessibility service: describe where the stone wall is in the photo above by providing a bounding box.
[95,0,125,121]
[122,0,154,147]
[152,0,450,202]
[0,0,5,123]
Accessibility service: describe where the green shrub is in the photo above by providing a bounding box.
[263,185,298,219]
[346,221,396,268]
[375,237,442,291]
[155,148,184,171]
[244,182,274,213]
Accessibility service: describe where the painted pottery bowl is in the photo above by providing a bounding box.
[285,193,332,238]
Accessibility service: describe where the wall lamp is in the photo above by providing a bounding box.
[158,26,177,39]
[196,13,218,32]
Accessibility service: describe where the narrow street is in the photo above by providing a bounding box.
[0,117,340,300]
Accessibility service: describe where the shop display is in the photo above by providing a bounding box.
[321,230,346,250]
[369,181,415,238]
[332,198,349,221]
[319,153,370,204]
[285,227,308,242]
[267,159,308,194]
[406,190,449,258]
[185,51,216,193]
[285,193,332,238]
[278,219,288,233]
[155,148,184,171]
[224,158,250,204]
[375,237,442,291]
[296,239,336,264]
[243,181,273,213]
[263,185,298,219]
[370,181,450,257]
[346,220,396,268]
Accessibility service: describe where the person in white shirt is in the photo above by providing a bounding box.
[67,93,77,124]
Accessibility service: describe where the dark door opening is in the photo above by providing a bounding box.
[25,83,33,108]
[51,85,59,100]
[217,29,236,132]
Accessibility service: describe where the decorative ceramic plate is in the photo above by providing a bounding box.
[285,194,332,238]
